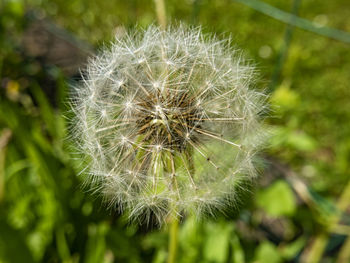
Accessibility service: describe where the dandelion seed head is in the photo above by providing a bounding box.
[71,25,267,225]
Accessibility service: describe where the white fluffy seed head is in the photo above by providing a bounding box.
[70,25,267,225]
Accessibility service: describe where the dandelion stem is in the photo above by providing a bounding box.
[153,0,167,30]
[168,210,179,263]
[166,151,180,263]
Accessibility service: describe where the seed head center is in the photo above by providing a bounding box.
[135,91,202,151]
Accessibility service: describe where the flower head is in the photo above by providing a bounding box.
[71,25,266,224]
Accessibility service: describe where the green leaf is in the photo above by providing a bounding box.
[84,222,109,263]
[280,237,306,260]
[256,180,296,217]
[6,1,24,17]
[0,219,35,263]
[270,126,317,152]
[231,233,245,263]
[270,82,299,111]
[286,131,317,152]
[30,84,58,138]
[203,221,234,263]
[179,216,203,262]
[254,242,282,263]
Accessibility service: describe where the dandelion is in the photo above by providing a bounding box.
[71,25,267,225]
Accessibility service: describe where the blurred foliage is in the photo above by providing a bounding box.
[1,0,350,262]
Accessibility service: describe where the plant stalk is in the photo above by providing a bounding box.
[168,211,179,263]
[153,0,167,30]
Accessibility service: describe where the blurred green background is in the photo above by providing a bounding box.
[1,0,350,262]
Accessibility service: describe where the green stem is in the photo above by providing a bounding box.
[233,0,350,44]
[168,212,179,263]
[153,0,167,30]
